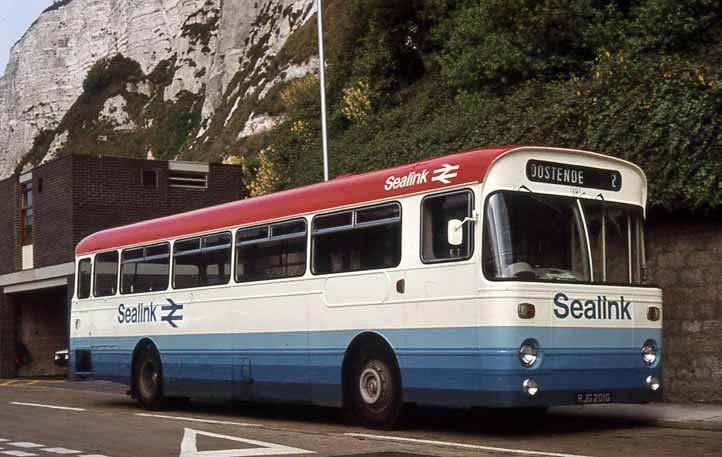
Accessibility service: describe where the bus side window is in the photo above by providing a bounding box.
[236,220,307,283]
[77,258,92,299]
[312,203,401,275]
[173,233,232,289]
[94,251,119,297]
[421,190,473,263]
[120,243,170,294]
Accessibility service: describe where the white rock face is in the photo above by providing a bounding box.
[0,0,316,179]
[99,95,135,131]
[45,130,69,164]
[201,0,314,120]
[238,112,283,140]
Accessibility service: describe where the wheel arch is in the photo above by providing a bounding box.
[341,331,403,409]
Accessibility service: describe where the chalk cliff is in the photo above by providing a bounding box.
[0,0,317,178]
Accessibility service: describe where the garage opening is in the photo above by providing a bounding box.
[12,285,68,377]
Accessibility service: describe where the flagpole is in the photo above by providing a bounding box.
[316,0,330,181]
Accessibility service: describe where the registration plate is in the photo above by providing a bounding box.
[576,392,612,404]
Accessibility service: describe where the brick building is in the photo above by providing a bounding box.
[0,155,243,378]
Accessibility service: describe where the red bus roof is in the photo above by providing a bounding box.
[75,146,517,255]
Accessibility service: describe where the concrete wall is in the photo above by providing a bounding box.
[647,211,722,403]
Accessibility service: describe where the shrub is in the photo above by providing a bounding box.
[83,55,143,94]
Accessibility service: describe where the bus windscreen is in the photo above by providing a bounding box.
[483,192,646,285]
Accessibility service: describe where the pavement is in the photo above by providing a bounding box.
[553,401,722,432]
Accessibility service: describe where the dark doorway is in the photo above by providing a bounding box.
[12,286,68,377]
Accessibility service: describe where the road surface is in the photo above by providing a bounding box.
[0,379,718,457]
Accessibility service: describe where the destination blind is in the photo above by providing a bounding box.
[526,159,622,192]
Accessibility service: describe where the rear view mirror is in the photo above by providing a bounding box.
[447,219,464,246]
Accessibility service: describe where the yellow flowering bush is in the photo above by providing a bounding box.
[342,80,373,124]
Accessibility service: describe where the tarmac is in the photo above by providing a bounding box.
[4,377,722,433]
[553,401,722,432]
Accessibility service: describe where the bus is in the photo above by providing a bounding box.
[70,146,662,427]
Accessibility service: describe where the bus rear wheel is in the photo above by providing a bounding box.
[135,345,165,410]
[350,344,402,428]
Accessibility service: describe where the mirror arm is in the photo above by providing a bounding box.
[454,211,480,232]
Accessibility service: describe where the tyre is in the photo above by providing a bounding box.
[350,343,403,428]
[134,344,165,410]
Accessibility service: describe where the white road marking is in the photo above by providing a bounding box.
[1,451,38,457]
[79,455,111,457]
[344,433,595,457]
[179,428,314,457]
[42,449,81,455]
[9,402,85,412]
[7,444,43,449]
[137,413,261,428]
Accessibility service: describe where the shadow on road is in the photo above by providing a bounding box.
[62,380,656,439]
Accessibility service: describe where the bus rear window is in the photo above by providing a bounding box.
[121,243,170,294]
[77,258,92,299]
[173,233,232,289]
[94,251,119,297]
[312,203,401,275]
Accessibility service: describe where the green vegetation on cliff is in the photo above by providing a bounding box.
[267,0,722,212]
[20,54,204,170]
[22,0,722,212]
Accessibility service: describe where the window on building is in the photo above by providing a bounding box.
[421,190,473,263]
[142,170,158,188]
[94,251,119,297]
[21,182,33,245]
[236,219,307,283]
[312,203,401,275]
[77,259,92,299]
[169,171,207,189]
[120,243,170,294]
[173,232,232,289]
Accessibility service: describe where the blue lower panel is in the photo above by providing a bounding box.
[71,326,662,408]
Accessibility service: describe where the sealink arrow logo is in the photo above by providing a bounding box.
[431,163,460,184]
[161,298,184,328]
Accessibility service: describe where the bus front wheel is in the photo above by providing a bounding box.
[134,345,165,410]
[351,344,402,428]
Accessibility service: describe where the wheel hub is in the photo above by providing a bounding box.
[140,361,158,395]
[359,366,383,404]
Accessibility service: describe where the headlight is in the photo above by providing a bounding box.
[519,340,539,367]
[642,340,657,365]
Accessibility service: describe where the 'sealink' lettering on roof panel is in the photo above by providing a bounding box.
[384,163,460,191]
